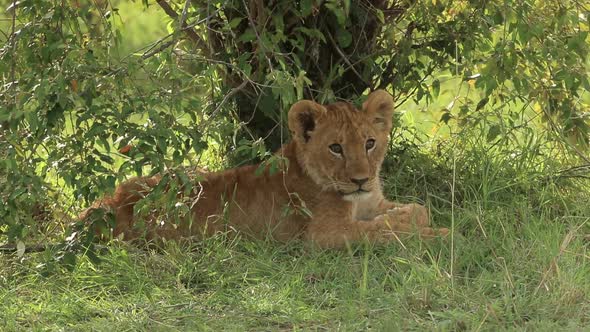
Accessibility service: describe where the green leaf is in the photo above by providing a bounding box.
[61,252,77,272]
[475,97,489,112]
[439,111,452,124]
[295,27,326,42]
[432,79,440,97]
[301,0,313,17]
[486,125,501,142]
[336,29,352,48]
[374,9,385,24]
[255,163,266,176]
[86,248,102,265]
[325,2,346,26]
[238,28,256,43]
[567,31,589,57]
[228,17,243,29]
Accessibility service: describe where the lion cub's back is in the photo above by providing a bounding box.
[193,164,306,241]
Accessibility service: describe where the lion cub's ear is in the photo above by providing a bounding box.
[288,100,327,143]
[362,90,394,132]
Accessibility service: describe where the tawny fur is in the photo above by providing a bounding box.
[80,90,449,248]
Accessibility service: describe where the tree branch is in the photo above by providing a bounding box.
[179,0,191,30]
[155,0,210,56]
[141,39,176,60]
[201,80,249,129]
[327,31,374,91]
[241,0,274,70]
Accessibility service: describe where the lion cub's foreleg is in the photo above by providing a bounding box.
[356,192,431,227]
[306,213,448,249]
[380,202,431,227]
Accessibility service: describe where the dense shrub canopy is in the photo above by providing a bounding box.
[0,0,589,253]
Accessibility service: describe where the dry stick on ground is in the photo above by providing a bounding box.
[0,244,56,254]
[0,243,108,254]
[534,228,578,295]
[553,163,590,180]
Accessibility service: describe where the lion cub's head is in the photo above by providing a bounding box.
[288,90,394,201]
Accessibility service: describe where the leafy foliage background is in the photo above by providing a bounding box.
[1,0,589,258]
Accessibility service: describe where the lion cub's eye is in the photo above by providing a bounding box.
[329,143,343,155]
[366,139,376,150]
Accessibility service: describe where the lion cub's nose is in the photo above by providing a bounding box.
[350,178,369,186]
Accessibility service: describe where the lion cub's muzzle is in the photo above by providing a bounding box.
[337,177,374,200]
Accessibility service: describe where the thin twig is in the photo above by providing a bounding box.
[542,107,590,164]
[555,163,590,174]
[155,0,210,56]
[393,65,435,108]
[183,8,221,30]
[141,39,176,60]
[179,0,191,30]
[9,0,17,104]
[126,10,221,62]
[209,81,248,120]
[241,0,274,71]
[326,31,373,90]
[195,80,250,136]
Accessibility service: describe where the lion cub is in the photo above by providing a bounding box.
[81,90,448,248]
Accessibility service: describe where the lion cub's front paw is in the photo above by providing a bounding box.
[373,213,449,240]
[386,203,430,227]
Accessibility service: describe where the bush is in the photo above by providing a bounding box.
[0,0,589,257]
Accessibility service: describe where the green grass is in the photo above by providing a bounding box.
[2,2,589,330]
[2,151,589,331]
